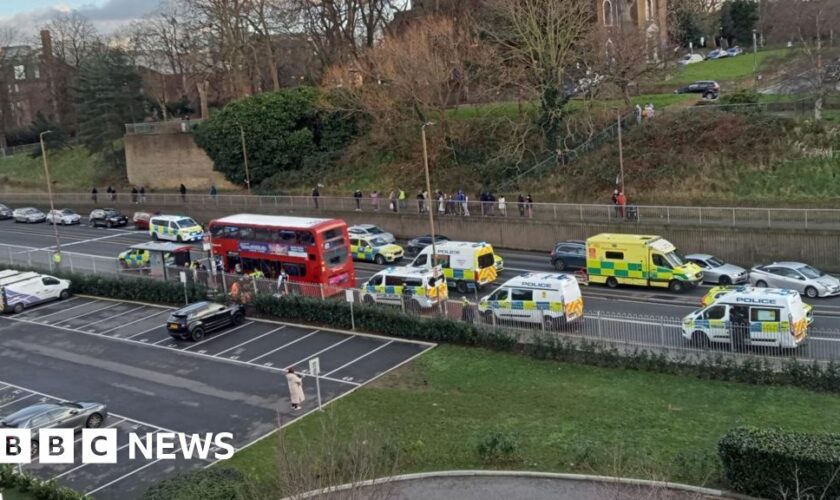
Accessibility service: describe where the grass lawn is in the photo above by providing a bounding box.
[226,345,840,494]
[0,146,96,191]
[671,48,792,85]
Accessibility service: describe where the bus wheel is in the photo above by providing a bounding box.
[606,277,618,289]
[456,281,468,294]
[690,331,709,348]
[668,280,684,293]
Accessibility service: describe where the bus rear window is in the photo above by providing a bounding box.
[325,245,349,267]
[477,253,494,269]
[323,228,343,241]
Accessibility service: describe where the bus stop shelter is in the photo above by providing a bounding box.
[128,242,194,279]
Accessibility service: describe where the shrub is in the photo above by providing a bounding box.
[719,427,840,499]
[0,464,87,499]
[476,431,519,463]
[141,467,246,500]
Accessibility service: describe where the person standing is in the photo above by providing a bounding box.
[107,185,115,201]
[131,186,138,204]
[277,267,289,296]
[635,104,642,124]
[312,186,320,209]
[617,190,627,219]
[389,190,397,212]
[139,186,146,203]
[438,191,445,215]
[286,368,305,411]
[179,183,187,202]
[647,103,655,120]
[611,189,619,218]
[398,188,406,211]
[91,187,98,203]
[526,194,534,218]
[463,192,470,216]
[517,194,525,217]
[210,185,217,199]
[417,191,425,213]
[371,190,380,211]
[354,189,363,211]
[498,194,507,217]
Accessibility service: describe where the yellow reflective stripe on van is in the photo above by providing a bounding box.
[478,266,497,283]
[565,297,584,319]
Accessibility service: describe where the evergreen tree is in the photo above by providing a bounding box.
[28,112,68,158]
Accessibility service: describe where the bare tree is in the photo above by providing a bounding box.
[45,11,99,67]
[593,25,657,105]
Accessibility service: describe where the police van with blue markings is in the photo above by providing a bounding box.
[0,270,71,314]
[150,215,204,242]
[360,266,447,311]
[479,273,584,328]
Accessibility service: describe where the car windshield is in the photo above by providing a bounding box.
[665,252,686,268]
[707,257,725,267]
[61,209,74,215]
[176,218,196,227]
[799,265,825,279]
[370,237,388,247]
[367,227,384,235]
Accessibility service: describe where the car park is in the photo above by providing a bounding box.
[674,80,720,99]
[405,234,451,257]
[750,262,840,298]
[348,224,396,244]
[150,215,204,242]
[550,240,586,271]
[678,53,704,65]
[685,253,748,285]
[350,235,404,265]
[89,208,128,228]
[361,266,448,311]
[0,203,12,220]
[479,272,584,328]
[46,208,81,225]
[166,301,246,341]
[0,270,71,313]
[13,207,46,223]
[706,49,729,60]
[1,401,108,456]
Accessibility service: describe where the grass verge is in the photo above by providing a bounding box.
[225,345,840,494]
[670,48,792,85]
[0,147,96,191]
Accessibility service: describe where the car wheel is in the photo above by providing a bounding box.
[719,275,732,286]
[232,312,245,325]
[59,290,70,300]
[191,327,205,342]
[755,280,768,288]
[12,303,24,314]
[86,413,104,428]
[668,280,684,293]
[374,255,385,265]
[553,259,566,271]
[106,221,112,228]
[456,280,468,294]
[152,232,159,241]
[805,286,819,299]
[606,277,618,289]
[690,331,710,348]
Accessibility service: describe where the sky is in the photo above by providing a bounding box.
[1,0,159,40]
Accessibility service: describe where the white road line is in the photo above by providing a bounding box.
[20,298,99,320]
[325,341,394,377]
[53,432,160,481]
[0,393,34,408]
[34,231,135,252]
[99,309,170,335]
[126,323,167,339]
[52,302,121,325]
[248,330,320,363]
[213,326,286,356]
[182,321,255,350]
[153,335,177,345]
[284,336,355,370]
[84,457,163,495]
[83,305,147,328]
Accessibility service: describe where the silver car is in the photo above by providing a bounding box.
[685,254,748,285]
[750,262,840,298]
[1,401,108,456]
[13,207,46,223]
[0,203,12,220]
[348,224,396,244]
[46,208,81,225]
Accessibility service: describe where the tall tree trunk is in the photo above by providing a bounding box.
[197,80,209,119]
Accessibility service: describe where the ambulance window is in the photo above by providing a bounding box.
[385,276,403,286]
[751,308,780,322]
[652,254,670,268]
[477,253,494,269]
[702,306,726,320]
[511,289,533,301]
[413,254,428,266]
[605,251,623,260]
[489,289,508,301]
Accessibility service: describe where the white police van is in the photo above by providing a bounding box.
[478,272,584,328]
[0,270,71,314]
[682,287,808,349]
[361,266,448,311]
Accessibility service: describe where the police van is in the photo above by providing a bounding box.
[150,215,204,242]
[682,287,809,349]
[478,273,583,328]
[0,270,71,314]
[360,266,448,311]
[410,241,503,293]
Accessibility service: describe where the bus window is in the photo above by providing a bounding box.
[281,263,307,277]
[323,228,343,241]
[297,231,314,246]
[239,226,254,240]
[325,246,348,266]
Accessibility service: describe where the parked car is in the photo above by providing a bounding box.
[0,204,12,220]
[132,211,161,230]
[706,49,729,60]
[405,234,451,257]
[166,301,246,341]
[750,262,840,298]
[675,80,720,99]
[89,208,128,228]
[678,53,704,65]
[13,207,46,223]
[726,46,744,57]
[550,240,586,271]
[348,224,396,244]
[1,401,107,456]
[685,254,748,285]
[46,208,81,225]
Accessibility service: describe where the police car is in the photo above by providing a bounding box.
[118,248,173,268]
[150,215,204,242]
[350,235,404,265]
[479,273,583,328]
[701,285,814,325]
[361,266,448,311]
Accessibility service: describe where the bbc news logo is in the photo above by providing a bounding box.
[1,429,234,464]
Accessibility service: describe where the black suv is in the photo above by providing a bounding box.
[405,234,450,257]
[166,301,246,341]
[88,208,128,228]
[550,240,586,271]
[674,80,720,99]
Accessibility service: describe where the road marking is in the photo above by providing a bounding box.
[284,335,355,370]
[33,231,137,252]
[52,431,161,481]
[84,455,167,495]
[213,326,286,356]
[248,330,320,363]
[0,393,34,408]
[82,305,147,327]
[324,341,394,377]
[126,323,168,339]
[182,321,255,350]
[99,309,170,335]
[17,298,94,319]
[52,302,121,326]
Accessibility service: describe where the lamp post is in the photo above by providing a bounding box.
[421,121,442,312]
[237,124,252,195]
[40,130,62,266]
[752,29,758,80]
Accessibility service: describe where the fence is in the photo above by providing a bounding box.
[125,119,205,135]
[0,143,41,159]
[7,192,840,231]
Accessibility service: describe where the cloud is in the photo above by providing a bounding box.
[0,0,159,39]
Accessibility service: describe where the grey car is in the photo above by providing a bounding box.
[0,204,12,220]
[750,262,840,298]
[13,207,46,223]
[348,224,396,244]
[685,254,748,285]
[1,401,108,456]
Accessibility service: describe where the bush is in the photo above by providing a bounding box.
[0,464,87,499]
[719,427,840,499]
[141,467,246,500]
[476,431,519,463]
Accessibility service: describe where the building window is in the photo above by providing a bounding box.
[14,65,25,81]
[646,0,654,21]
[603,0,614,26]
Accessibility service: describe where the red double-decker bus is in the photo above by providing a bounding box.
[208,214,354,294]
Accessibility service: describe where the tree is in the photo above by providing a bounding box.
[720,0,758,47]
[28,112,68,158]
[45,11,99,68]
[593,25,654,105]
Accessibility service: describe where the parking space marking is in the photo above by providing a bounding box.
[52,302,121,325]
[182,321,255,350]
[248,330,320,363]
[32,231,136,252]
[324,341,394,377]
[53,431,161,481]
[126,323,167,339]
[213,326,286,356]
[283,336,355,370]
[0,392,34,408]
[28,299,102,320]
[85,457,163,496]
[83,305,147,328]
[99,309,170,335]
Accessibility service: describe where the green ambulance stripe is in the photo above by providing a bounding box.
[586,259,647,279]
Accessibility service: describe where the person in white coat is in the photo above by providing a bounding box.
[286,368,305,410]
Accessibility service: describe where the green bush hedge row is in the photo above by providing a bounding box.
[718,427,840,499]
[141,467,246,500]
[0,465,87,500]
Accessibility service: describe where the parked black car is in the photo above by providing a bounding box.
[88,208,128,228]
[0,203,13,220]
[674,80,720,99]
[405,234,451,257]
[550,240,586,271]
[166,301,246,341]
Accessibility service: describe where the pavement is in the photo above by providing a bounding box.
[0,295,432,498]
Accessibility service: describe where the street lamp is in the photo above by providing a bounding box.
[420,121,442,311]
[237,124,252,195]
[752,29,758,80]
[39,130,62,265]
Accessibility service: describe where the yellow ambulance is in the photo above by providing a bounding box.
[585,233,703,292]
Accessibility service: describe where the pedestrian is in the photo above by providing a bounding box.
[139,186,146,203]
[389,190,397,212]
[91,187,98,203]
[730,308,750,352]
[517,194,525,217]
[417,191,425,213]
[354,189,363,211]
[479,191,487,216]
[647,103,655,120]
[131,186,138,204]
[437,191,445,215]
[371,190,380,211]
[463,192,470,216]
[179,183,187,202]
[611,189,619,217]
[398,188,406,211]
[277,267,289,296]
[498,194,507,216]
[107,185,115,202]
[526,194,533,218]
[447,193,456,215]
[209,185,217,198]
[312,186,320,209]
[635,104,642,124]
[617,190,627,219]
[286,368,305,411]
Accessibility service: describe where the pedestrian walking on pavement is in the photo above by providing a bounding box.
[611,189,619,218]
[354,189,363,211]
[462,192,470,216]
[389,190,397,212]
[139,186,146,203]
[179,184,187,202]
[398,188,406,211]
[526,194,534,218]
[210,185,217,198]
[371,190,380,211]
[312,186,320,209]
[286,368,305,411]
[91,187,98,203]
[131,187,138,204]
[437,191,445,215]
[417,191,425,213]
[517,194,525,217]
[617,190,627,219]
[498,195,507,217]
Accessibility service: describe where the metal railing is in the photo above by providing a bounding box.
[1,143,41,159]
[125,119,205,135]
[5,192,840,231]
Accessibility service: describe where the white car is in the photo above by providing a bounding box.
[348,224,395,244]
[13,207,46,223]
[46,209,81,225]
[678,53,704,65]
[750,262,840,299]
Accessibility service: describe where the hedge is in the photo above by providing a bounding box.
[141,467,246,500]
[0,465,87,499]
[719,427,840,499]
